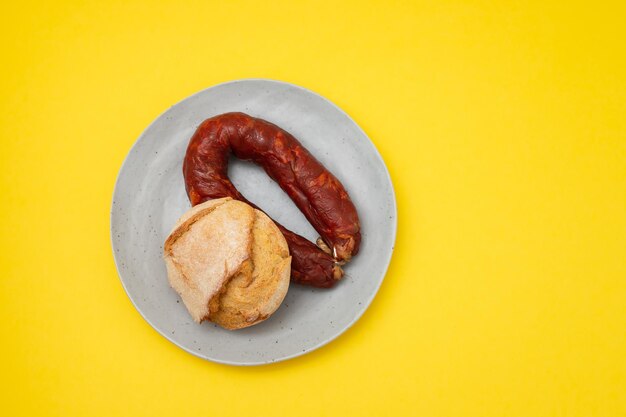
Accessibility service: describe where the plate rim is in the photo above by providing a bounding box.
[110,78,397,365]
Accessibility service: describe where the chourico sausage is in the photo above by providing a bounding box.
[183,112,361,288]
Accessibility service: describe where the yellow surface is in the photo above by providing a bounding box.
[1,1,625,415]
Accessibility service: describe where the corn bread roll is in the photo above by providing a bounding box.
[163,197,291,329]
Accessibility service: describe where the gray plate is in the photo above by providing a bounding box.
[111,79,396,365]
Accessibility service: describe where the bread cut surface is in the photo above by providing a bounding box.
[163,197,291,329]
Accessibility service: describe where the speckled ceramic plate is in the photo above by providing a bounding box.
[111,79,396,365]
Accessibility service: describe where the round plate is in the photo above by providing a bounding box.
[111,79,397,365]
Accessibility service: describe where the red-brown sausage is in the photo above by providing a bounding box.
[183,112,361,288]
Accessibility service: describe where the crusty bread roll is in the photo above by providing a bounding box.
[163,197,291,330]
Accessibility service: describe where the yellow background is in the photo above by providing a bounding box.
[2,1,625,416]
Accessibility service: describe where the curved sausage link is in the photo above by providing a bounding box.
[183,112,361,288]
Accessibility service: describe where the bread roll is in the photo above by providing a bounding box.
[163,197,291,329]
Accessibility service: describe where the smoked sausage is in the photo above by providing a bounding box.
[183,112,361,288]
